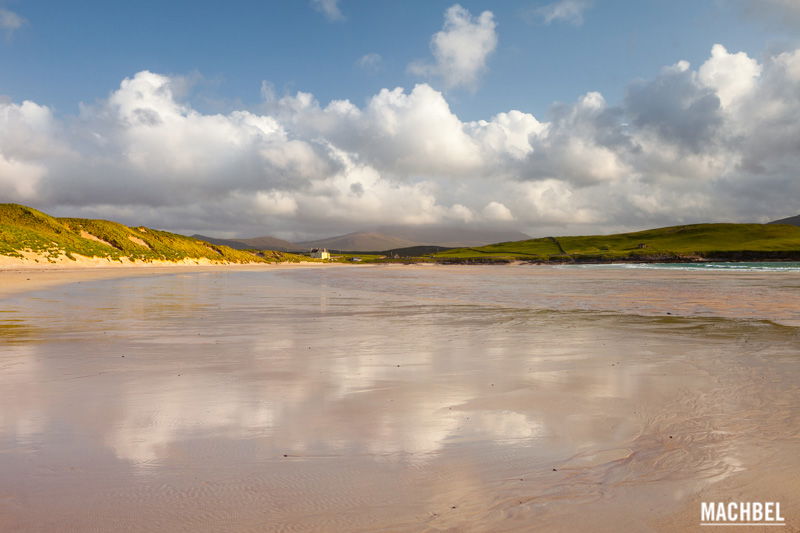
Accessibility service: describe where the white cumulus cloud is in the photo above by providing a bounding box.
[483,201,514,221]
[311,0,344,22]
[2,44,800,238]
[534,0,592,26]
[356,53,382,71]
[408,4,497,90]
[698,44,762,109]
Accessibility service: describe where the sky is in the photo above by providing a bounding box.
[1,0,799,239]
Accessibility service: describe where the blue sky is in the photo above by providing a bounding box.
[1,1,799,238]
[2,1,792,119]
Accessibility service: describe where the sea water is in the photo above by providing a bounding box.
[562,261,800,272]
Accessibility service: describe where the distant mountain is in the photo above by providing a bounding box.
[296,226,532,252]
[192,234,299,252]
[196,226,533,253]
[191,235,251,250]
[296,232,419,252]
[235,235,299,251]
[769,214,800,226]
[376,225,530,247]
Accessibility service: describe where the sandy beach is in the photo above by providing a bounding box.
[1,264,798,531]
[0,261,336,299]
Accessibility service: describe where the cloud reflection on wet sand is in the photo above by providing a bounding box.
[0,266,798,531]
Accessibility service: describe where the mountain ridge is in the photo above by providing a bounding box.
[294,232,420,252]
[194,226,532,252]
[769,214,800,226]
[191,234,299,252]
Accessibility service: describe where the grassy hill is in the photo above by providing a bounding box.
[0,204,306,264]
[434,223,800,263]
[6,203,798,266]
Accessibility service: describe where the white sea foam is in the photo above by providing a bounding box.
[560,262,800,272]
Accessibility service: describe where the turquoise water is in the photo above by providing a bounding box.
[566,261,800,272]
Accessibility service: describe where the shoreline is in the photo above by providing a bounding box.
[0,261,342,300]
[433,255,800,265]
[4,258,800,303]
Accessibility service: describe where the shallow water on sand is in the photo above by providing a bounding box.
[1,266,798,532]
[286,264,800,326]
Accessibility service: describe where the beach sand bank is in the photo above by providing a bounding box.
[1,265,798,531]
[0,260,338,299]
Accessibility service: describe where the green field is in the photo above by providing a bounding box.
[434,223,800,263]
[0,204,307,264]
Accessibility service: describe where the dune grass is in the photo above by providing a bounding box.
[0,204,306,263]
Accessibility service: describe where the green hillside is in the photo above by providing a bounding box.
[0,204,305,263]
[434,223,800,263]
[5,203,798,265]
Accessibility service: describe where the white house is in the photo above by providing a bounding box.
[310,248,330,259]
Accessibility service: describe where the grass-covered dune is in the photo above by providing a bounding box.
[434,223,800,263]
[0,204,306,264]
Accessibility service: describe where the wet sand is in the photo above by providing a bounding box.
[0,265,798,531]
[0,262,335,299]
